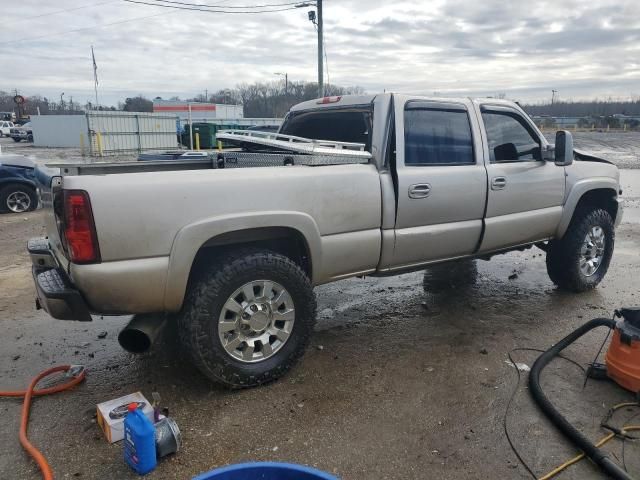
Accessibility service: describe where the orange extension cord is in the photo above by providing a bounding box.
[0,365,87,480]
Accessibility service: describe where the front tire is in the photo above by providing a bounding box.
[177,249,317,388]
[0,184,38,213]
[546,207,615,292]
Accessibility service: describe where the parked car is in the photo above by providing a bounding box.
[0,155,38,213]
[10,122,33,142]
[29,94,622,388]
[0,121,15,137]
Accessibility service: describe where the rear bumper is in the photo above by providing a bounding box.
[28,238,92,322]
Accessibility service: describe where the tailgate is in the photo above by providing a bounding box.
[35,165,68,266]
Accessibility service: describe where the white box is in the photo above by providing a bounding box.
[96,392,154,443]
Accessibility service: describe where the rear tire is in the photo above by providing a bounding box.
[546,207,614,292]
[177,249,316,388]
[12,138,21,142]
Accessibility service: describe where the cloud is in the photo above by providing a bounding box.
[0,0,638,106]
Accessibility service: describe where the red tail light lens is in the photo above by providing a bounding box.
[63,190,100,264]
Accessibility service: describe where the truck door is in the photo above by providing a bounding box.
[388,96,487,269]
[476,104,565,252]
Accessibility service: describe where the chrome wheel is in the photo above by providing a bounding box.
[6,190,31,213]
[579,226,606,277]
[218,280,295,363]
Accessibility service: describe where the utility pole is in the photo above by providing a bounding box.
[551,89,558,105]
[299,1,323,97]
[275,72,288,96]
[317,0,323,98]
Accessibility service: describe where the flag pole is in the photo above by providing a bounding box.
[91,46,99,109]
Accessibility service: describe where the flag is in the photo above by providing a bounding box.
[91,46,98,87]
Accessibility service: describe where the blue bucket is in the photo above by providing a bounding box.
[193,462,338,480]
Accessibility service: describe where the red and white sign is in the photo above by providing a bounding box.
[154,103,216,112]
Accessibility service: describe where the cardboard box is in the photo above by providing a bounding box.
[97,392,154,443]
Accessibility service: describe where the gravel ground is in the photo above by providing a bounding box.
[0,134,639,479]
[544,131,640,169]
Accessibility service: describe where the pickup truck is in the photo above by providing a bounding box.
[29,94,623,388]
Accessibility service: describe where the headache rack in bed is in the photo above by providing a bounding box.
[216,130,369,156]
[214,130,371,167]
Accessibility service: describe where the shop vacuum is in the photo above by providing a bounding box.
[605,308,640,394]
[530,307,640,480]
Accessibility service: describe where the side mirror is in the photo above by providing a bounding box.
[554,130,574,166]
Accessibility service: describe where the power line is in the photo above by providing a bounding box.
[0,1,119,25]
[121,0,307,13]
[2,10,172,45]
[148,0,313,8]
[324,36,330,87]
[3,0,310,45]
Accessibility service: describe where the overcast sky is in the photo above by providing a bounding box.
[2,0,639,106]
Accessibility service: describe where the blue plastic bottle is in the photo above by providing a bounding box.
[123,403,157,475]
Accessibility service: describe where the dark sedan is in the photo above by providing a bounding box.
[0,155,39,213]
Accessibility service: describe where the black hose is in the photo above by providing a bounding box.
[528,317,635,480]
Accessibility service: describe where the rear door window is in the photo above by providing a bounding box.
[404,107,475,166]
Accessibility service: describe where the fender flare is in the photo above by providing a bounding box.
[163,211,322,311]
[0,178,37,191]
[556,177,619,238]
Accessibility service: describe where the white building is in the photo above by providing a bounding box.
[31,111,180,155]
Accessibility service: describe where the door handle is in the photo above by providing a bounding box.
[491,176,507,190]
[408,183,432,199]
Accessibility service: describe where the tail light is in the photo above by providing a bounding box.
[63,190,100,264]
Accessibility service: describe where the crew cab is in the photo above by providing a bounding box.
[29,94,623,388]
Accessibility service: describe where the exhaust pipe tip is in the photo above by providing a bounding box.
[118,328,153,353]
[118,314,167,354]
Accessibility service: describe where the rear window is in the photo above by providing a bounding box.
[279,109,371,147]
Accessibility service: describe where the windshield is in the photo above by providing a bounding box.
[279,108,372,148]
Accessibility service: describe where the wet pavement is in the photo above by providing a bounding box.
[1,134,639,479]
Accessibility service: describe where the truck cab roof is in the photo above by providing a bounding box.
[289,93,522,113]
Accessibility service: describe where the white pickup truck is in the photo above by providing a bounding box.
[29,94,623,388]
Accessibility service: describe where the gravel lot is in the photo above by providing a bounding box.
[1,134,639,479]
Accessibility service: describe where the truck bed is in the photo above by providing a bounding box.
[53,151,371,176]
[52,132,372,176]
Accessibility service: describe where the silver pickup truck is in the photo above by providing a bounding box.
[29,93,623,388]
